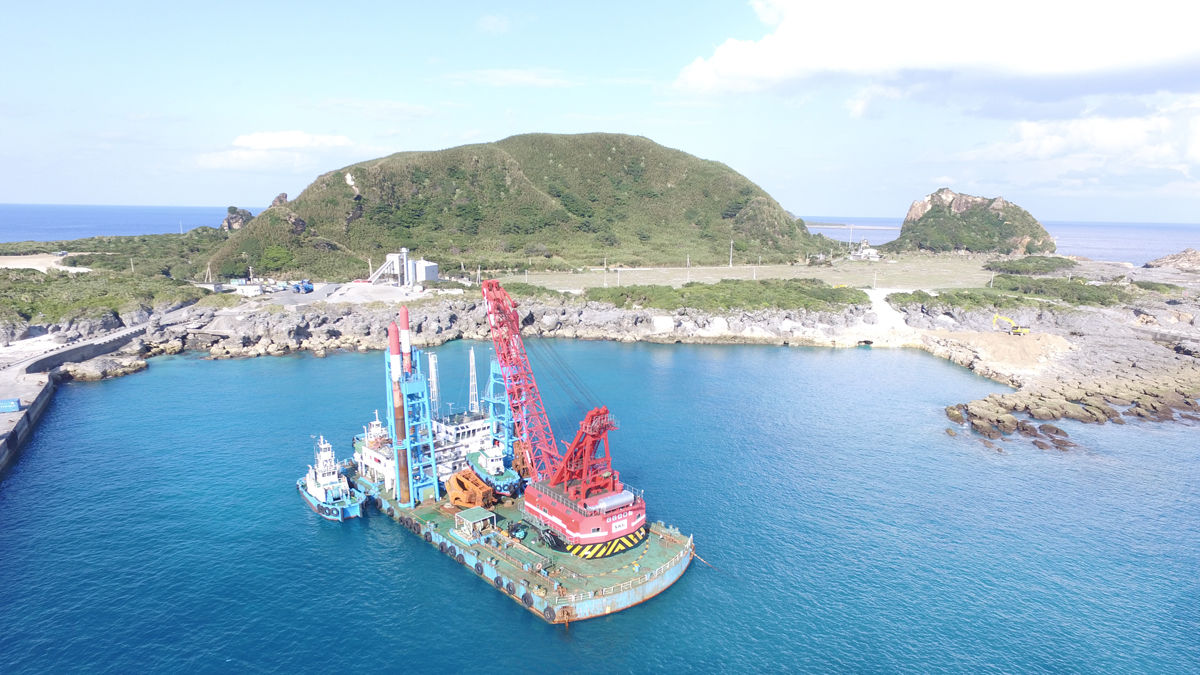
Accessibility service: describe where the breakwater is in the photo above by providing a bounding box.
[0,326,146,474]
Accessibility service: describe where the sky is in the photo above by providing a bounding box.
[2,0,1200,222]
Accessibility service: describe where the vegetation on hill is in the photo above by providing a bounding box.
[884,188,1055,254]
[983,256,1077,275]
[887,275,1136,311]
[991,275,1130,305]
[885,289,1047,311]
[1131,280,1182,293]
[207,133,830,280]
[0,269,205,324]
[584,278,869,312]
[0,229,229,281]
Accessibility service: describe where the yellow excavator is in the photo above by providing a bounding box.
[993,314,1029,336]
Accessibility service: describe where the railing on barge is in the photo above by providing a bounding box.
[551,533,694,606]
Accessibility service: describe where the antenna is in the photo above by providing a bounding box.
[468,347,479,414]
[428,352,441,420]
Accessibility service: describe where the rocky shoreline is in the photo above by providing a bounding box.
[26,277,1200,450]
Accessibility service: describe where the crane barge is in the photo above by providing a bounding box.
[481,280,647,557]
[323,280,692,624]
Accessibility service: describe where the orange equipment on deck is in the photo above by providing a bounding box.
[446,469,497,509]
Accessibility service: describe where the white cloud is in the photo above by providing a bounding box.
[973,114,1185,170]
[196,130,361,172]
[846,84,907,118]
[677,0,1200,94]
[231,130,352,151]
[448,68,574,88]
[476,14,510,34]
[196,149,304,171]
[318,98,433,120]
[1189,116,1200,164]
[949,97,1200,199]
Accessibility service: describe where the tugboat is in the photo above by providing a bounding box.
[298,436,365,521]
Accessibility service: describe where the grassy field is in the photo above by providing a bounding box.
[498,254,995,291]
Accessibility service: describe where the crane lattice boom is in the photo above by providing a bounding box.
[481,280,559,482]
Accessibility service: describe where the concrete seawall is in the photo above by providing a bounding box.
[0,326,146,476]
[0,374,56,475]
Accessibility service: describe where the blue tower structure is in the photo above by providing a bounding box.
[483,358,515,468]
[383,335,440,508]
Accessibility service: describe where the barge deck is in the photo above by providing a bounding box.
[360,476,693,624]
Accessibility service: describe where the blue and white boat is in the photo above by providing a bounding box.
[298,436,365,521]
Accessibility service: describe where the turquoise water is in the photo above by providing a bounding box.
[1,342,1197,672]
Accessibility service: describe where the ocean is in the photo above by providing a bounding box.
[805,216,1200,266]
[1,343,1197,672]
[0,204,260,243]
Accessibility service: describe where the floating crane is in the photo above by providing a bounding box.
[481,280,647,552]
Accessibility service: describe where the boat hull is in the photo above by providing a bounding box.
[297,479,364,521]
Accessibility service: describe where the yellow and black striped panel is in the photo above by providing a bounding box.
[565,527,647,559]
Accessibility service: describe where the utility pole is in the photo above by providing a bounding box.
[129,258,134,273]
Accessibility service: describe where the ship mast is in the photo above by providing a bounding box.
[428,352,441,420]
[468,347,479,414]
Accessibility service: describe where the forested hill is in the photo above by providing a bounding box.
[208,133,826,279]
[883,187,1055,255]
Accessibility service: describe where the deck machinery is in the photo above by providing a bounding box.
[482,280,647,557]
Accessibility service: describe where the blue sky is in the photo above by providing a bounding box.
[3,1,1199,222]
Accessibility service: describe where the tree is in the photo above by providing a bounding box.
[259,245,294,272]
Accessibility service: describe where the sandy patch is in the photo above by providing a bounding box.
[929,330,1072,372]
[0,254,90,273]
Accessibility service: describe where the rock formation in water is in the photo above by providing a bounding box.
[885,187,1055,254]
[1144,248,1200,273]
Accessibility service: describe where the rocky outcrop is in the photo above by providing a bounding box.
[271,193,288,207]
[220,206,254,231]
[285,212,307,235]
[888,187,1055,254]
[904,188,1006,222]
[190,297,882,361]
[59,355,148,381]
[1144,248,1200,273]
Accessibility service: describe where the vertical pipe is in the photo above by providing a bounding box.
[388,321,410,504]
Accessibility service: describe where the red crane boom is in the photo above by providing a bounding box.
[480,280,559,482]
[482,279,647,554]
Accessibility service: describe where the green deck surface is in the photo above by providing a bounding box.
[370,486,691,601]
